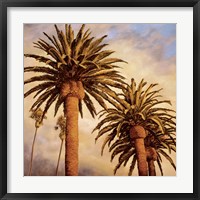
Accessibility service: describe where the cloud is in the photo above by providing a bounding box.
[24,143,56,176]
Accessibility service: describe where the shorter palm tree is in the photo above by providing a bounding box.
[29,108,46,176]
[146,146,157,176]
[93,78,176,176]
[145,129,176,176]
[54,115,66,175]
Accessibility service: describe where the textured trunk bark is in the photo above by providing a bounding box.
[56,139,64,176]
[65,96,79,176]
[135,138,148,176]
[29,127,38,176]
[61,81,85,176]
[146,147,157,176]
[130,125,148,176]
[148,159,156,176]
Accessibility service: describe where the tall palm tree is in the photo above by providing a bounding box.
[29,108,46,175]
[93,78,176,176]
[24,24,126,175]
[54,115,66,176]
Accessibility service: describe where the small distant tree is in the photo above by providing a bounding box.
[54,115,66,175]
[29,108,46,175]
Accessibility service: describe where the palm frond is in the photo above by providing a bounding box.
[114,149,134,175]
[41,91,59,121]
[158,149,176,170]
[24,82,55,98]
[24,75,56,85]
[24,54,58,68]
[30,88,57,111]
[83,93,97,118]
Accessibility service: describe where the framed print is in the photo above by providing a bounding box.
[0,0,199,199]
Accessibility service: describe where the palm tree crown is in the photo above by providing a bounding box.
[55,115,66,140]
[30,108,47,128]
[94,78,176,175]
[24,24,126,120]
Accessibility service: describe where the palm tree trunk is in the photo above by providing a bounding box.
[29,127,38,176]
[148,159,156,176]
[61,81,85,176]
[135,138,148,176]
[146,147,157,176]
[130,125,148,176]
[55,139,64,176]
[64,96,79,176]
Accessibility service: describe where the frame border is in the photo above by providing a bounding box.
[0,0,199,199]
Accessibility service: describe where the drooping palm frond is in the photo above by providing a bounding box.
[93,79,176,175]
[24,24,127,121]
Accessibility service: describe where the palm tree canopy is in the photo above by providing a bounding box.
[144,132,176,176]
[24,24,127,121]
[55,115,66,140]
[30,108,47,127]
[93,78,176,175]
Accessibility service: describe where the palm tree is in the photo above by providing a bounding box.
[24,24,126,175]
[54,115,66,176]
[29,108,46,175]
[145,128,176,176]
[93,78,176,176]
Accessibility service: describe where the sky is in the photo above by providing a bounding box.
[24,23,176,176]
